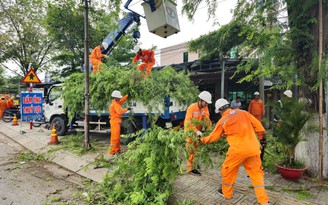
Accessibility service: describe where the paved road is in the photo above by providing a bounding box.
[0,132,88,205]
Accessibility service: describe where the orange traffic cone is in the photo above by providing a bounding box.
[12,114,19,126]
[48,124,60,145]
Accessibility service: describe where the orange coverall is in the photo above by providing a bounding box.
[200,108,269,205]
[6,99,15,109]
[0,99,7,118]
[109,95,128,155]
[132,50,155,77]
[248,99,265,122]
[184,102,211,172]
[89,45,106,73]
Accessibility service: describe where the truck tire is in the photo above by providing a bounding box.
[51,116,67,136]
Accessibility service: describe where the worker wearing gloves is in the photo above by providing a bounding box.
[0,96,7,118]
[132,47,155,77]
[184,91,212,176]
[248,91,265,122]
[109,90,131,155]
[90,42,108,73]
[199,99,270,205]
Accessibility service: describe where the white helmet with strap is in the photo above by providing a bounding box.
[215,99,230,113]
[111,90,122,98]
[198,91,212,104]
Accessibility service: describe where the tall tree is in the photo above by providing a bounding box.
[0,0,52,75]
[45,0,136,78]
[184,0,328,109]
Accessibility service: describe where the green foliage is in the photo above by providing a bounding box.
[62,66,199,121]
[97,127,186,204]
[54,133,106,155]
[18,151,45,162]
[260,132,285,173]
[188,20,246,59]
[272,98,313,166]
[45,0,135,78]
[0,0,51,75]
[186,0,327,96]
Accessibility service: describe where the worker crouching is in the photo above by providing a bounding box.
[199,99,270,205]
[132,46,155,77]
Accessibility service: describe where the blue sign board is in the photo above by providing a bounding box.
[21,92,43,122]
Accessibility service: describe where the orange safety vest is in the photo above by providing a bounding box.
[109,95,128,124]
[248,99,265,116]
[6,99,14,108]
[89,46,105,65]
[184,102,211,132]
[201,108,265,157]
[133,50,154,64]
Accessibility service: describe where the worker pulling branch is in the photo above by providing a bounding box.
[109,90,131,156]
[184,91,212,176]
[132,45,155,77]
[199,99,270,205]
[90,42,109,73]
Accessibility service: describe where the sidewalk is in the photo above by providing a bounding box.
[1,121,327,205]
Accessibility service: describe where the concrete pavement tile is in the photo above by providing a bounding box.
[22,140,46,153]
[52,153,89,172]
[77,163,110,183]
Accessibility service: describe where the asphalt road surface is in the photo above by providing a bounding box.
[0,132,90,205]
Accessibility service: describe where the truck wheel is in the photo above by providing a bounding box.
[51,116,67,136]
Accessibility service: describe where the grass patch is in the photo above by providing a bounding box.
[92,154,112,169]
[296,190,313,200]
[51,196,61,202]
[50,133,107,156]
[18,151,45,162]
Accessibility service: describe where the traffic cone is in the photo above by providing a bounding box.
[48,124,60,145]
[12,114,19,126]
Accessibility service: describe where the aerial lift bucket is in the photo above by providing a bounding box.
[142,0,180,38]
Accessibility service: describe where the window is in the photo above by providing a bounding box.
[183,52,188,63]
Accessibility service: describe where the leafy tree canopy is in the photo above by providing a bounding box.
[184,0,327,105]
[0,0,51,75]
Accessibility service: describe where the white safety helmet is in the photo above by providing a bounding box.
[102,42,108,50]
[254,91,260,95]
[111,90,122,98]
[133,45,141,53]
[198,91,212,104]
[283,90,293,98]
[215,99,230,113]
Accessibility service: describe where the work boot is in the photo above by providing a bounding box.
[217,188,224,198]
[189,169,201,176]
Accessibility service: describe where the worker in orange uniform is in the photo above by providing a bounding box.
[89,42,108,73]
[132,47,155,77]
[248,91,265,122]
[6,96,15,109]
[109,90,131,155]
[0,96,7,118]
[184,91,212,176]
[199,99,270,205]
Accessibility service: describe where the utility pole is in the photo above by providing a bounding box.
[83,0,91,149]
[318,0,324,182]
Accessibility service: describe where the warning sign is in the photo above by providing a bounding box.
[21,68,41,84]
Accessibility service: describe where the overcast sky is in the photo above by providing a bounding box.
[128,0,237,50]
